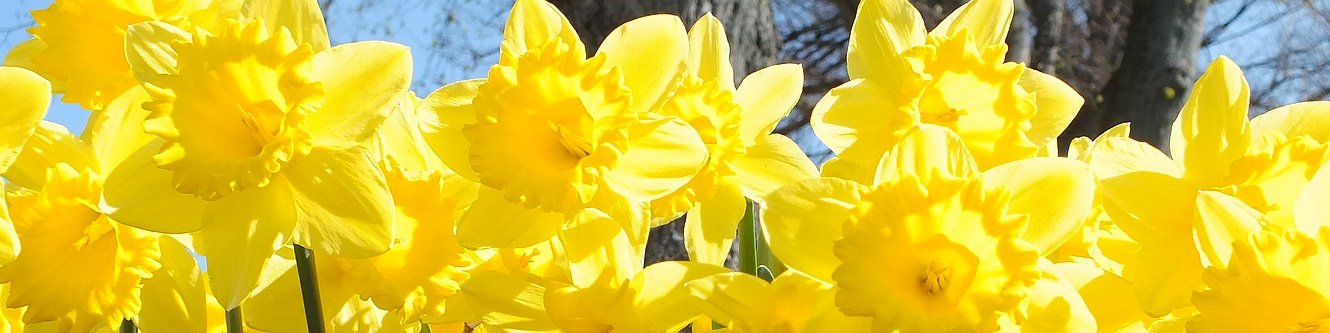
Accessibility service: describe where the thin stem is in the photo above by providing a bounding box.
[737,200,758,276]
[225,307,243,333]
[120,319,137,333]
[294,244,326,333]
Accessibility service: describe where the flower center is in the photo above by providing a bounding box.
[142,20,323,200]
[905,29,1038,168]
[465,39,634,212]
[552,122,594,158]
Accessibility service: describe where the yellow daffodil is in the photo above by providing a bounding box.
[9,0,241,110]
[685,269,871,332]
[1190,226,1330,331]
[102,0,412,309]
[1089,57,1330,316]
[763,124,1095,331]
[1,125,163,331]
[0,67,51,265]
[0,67,170,331]
[812,0,1083,182]
[642,14,818,266]
[418,0,708,249]
[345,159,472,323]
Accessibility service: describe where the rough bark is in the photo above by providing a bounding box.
[1063,0,1208,148]
[548,0,782,266]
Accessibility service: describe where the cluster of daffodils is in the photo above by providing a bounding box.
[0,0,1327,331]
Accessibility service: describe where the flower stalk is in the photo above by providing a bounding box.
[294,244,326,333]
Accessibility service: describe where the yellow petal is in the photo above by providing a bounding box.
[847,0,925,87]
[2,39,43,69]
[0,194,17,265]
[200,180,296,309]
[1124,238,1202,317]
[633,261,732,331]
[1192,191,1261,269]
[418,78,485,181]
[6,121,100,190]
[876,124,980,186]
[559,209,641,287]
[1170,56,1251,186]
[1251,101,1330,142]
[811,78,917,154]
[1089,136,1182,179]
[501,0,582,60]
[1020,68,1084,145]
[308,41,412,150]
[685,183,747,265]
[1295,165,1330,235]
[124,21,189,81]
[934,0,1014,47]
[1091,138,1196,238]
[685,272,768,325]
[597,14,688,112]
[375,93,445,172]
[819,140,890,185]
[604,116,708,202]
[457,270,557,331]
[1053,262,1151,332]
[1017,262,1098,332]
[686,13,735,91]
[735,64,803,145]
[101,140,206,234]
[761,177,864,283]
[138,236,207,333]
[241,0,331,52]
[456,187,565,249]
[82,86,155,170]
[287,147,394,258]
[732,134,818,200]
[0,67,49,174]
[982,158,1095,256]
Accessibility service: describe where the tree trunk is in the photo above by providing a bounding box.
[548,0,782,266]
[1062,0,1208,148]
[1028,0,1064,73]
[1005,0,1032,63]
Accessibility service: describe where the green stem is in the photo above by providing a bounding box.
[737,200,758,276]
[120,319,137,333]
[294,244,326,333]
[225,307,243,333]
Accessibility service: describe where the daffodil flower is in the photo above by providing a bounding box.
[102,0,412,309]
[1190,226,1330,331]
[0,67,170,331]
[811,0,1083,182]
[1090,57,1330,316]
[685,269,872,332]
[7,0,241,110]
[643,14,818,266]
[763,124,1096,331]
[418,0,708,249]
